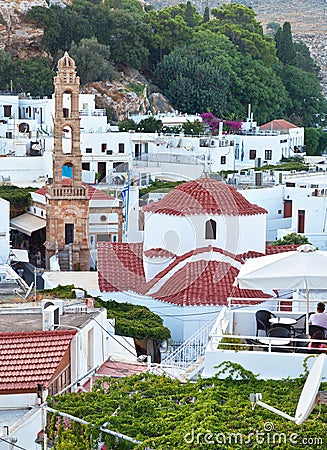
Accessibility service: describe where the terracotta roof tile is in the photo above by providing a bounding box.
[265,244,300,254]
[143,178,267,217]
[36,178,115,201]
[143,248,177,259]
[260,119,298,130]
[98,242,146,293]
[0,330,76,392]
[98,243,268,306]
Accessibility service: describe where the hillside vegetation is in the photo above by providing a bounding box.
[0,1,326,127]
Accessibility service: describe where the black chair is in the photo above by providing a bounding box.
[293,333,311,353]
[267,326,292,352]
[293,312,314,335]
[309,324,326,337]
[255,310,276,336]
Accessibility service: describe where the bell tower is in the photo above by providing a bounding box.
[45,52,90,271]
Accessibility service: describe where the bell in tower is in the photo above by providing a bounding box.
[44,52,90,271]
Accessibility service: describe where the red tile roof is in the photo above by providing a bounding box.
[82,360,147,391]
[98,243,269,306]
[35,178,115,201]
[143,178,267,217]
[143,248,177,259]
[265,244,300,254]
[98,242,146,292]
[260,119,299,130]
[151,260,269,306]
[0,330,76,392]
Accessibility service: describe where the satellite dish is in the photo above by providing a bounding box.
[295,353,325,424]
[250,354,326,424]
[32,143,41,151]
[185,142,193,151]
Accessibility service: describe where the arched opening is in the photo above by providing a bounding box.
[205,219,217,240]
[62,162,73,180]
[63,91,72,119]
[62,125,72,153]
[18,122,29,133]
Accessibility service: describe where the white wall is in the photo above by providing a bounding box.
[143,211,266,279]
[0,407,43,450]
[70,309,109,386]
[99,291,221,342]
[0,199,9,264]
[202,348,326,379]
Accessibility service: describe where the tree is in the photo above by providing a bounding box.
[69,37,115,85]
[203,6,210,23]
[147,7,192,64]
[0,51,14,90]
[275,22,296,65]
[27,6,61,57]
[293,42,319,74]
[274,63,327,127]
[12,58,54,97]
[304,128,323,156]
[137,116,163,133]
[118,118,137,131]
[272,233,310,246]
[204,4,277,66]
[184,1,195,28]
[98,9,150,67]
[182,119,204,136]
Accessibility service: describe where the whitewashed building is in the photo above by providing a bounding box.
[0,198,9,264]
[97,177,271,342]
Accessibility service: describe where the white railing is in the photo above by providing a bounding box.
[151,317,219,380]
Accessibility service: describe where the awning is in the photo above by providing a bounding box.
[10,213,46,236]
[10,249,29,263]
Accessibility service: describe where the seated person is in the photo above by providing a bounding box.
[308,330,327,351]
[309,302,327,335]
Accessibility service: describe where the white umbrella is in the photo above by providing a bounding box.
[235,244,327,333]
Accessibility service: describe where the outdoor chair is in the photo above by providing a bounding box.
[293,312,314,335]
[267,326,292,352]
[309,324,327,338]
[255,310,276,336]
[293,333,311,353]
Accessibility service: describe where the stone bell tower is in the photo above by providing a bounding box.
[44,52,90,271]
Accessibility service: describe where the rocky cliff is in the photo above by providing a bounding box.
[0,0,48,58]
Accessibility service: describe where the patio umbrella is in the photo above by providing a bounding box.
[235,244,327,333]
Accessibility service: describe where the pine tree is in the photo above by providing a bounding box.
[275,22,296,65]
[185,1,195,28]
[203,6,210,23]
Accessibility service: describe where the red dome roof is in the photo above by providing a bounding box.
[143,178,267,217]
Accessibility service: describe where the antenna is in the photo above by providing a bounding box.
[250,354,326,425]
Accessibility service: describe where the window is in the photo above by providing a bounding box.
[101,143,107,153]
[205,219,217,240]
[100,215,107,222]
[82,162,90,171]
[249,150,256,160]
[3,105,12,117]
[63,108,69,118]
[85,148,92,154]
[265,149,272,160]
[220,156,226,164]
[118,143,125,153]
[65,223,74,245]
[235,144,239,160]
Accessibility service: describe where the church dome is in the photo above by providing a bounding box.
[143,177,267,217]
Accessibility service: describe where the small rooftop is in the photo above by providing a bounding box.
[0,303,104,332]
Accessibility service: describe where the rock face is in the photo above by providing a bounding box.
[82,70,174,122]
[0,0,48,58]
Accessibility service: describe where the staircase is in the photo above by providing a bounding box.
[152,317,217,381]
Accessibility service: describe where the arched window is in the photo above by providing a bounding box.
[205,219,217,240]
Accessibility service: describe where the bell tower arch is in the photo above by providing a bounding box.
[45,52,90,271]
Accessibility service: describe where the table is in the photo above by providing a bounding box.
[259,337,291,346]
[269,317,297,326]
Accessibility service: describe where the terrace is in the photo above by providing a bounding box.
[202,298,327,380]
